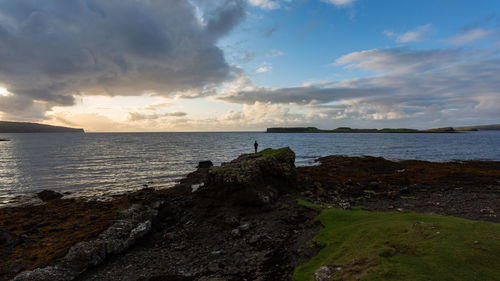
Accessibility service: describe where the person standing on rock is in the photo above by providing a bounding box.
[254,140,258,153]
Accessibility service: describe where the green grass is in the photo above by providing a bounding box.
[294,201,500,281]
[255,147,291,158]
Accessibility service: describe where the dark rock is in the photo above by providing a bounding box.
[90,215,100,221]
[163,232,175,240]
[174,245,186,251]
[63,241,106,272]
[400,186,410,194]
[231,229,241,237]
[148,274,196,281]
[248,235,261,245]
[386,191,399,199]
[37,190,63,202]
[22,222,36,230]
[37,222,51,228]
[197,161,213,169]
[0,230,12,246]
[224,216,240,227]
[202,147,297,206]
[238,223,250,231]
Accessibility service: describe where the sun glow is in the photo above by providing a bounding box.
[0,88,11,97]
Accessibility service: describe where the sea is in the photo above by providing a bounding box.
[1,131,499,206]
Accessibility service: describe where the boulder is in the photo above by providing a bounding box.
[197,161,213,169]
[37,190,63,202]
[201,147,296,206]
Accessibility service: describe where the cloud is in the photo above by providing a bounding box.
[321,0,356,7]
[240,52,256,62]
[218,101,309,130]
[446,28,494,45]
[256,67,271,73]
[382,30,395,38]
[334,47,460,74]
[264,26,277,38]
[0,0,246,120]
[266,49,284,57]
[221,85,383,105]
[144,102,174,111]
[397,24,431,42]
[384,24,432,43]
[248,0,280,10]
[128,111,187,121]
[221,47,500,128]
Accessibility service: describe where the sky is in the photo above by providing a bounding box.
[0,0,499,132]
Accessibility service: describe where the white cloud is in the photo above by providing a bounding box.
[248,0,280,10]
[383,30,395,38]
[322,0,356,7]
[384,24,432,43]
[334,47,459,74]
[394,24,432,43]
[446,28,493,45]
[266,49,284,57]
[256,67,271,73]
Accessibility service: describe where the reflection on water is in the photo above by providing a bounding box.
[0,131,499,206]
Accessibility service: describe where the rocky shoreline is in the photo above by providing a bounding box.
[1,148,499,280]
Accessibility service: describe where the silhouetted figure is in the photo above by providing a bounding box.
[254,140,258,153]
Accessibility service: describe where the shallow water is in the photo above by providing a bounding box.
[0,131,499,205]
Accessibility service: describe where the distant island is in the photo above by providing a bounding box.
[0,121,84,133]
[267,124,500,133]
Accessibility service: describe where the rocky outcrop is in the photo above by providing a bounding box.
[200,147,297,206]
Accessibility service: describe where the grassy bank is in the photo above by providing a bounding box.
[294,200,500,281]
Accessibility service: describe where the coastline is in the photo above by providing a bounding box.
[1,149,499,280]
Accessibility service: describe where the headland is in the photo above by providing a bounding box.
[0,121,84,133]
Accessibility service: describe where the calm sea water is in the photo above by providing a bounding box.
[1,131,499,205]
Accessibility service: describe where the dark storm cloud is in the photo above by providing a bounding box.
[0,0,246,119]
[221,85,387,105]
